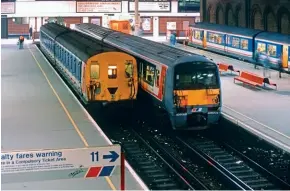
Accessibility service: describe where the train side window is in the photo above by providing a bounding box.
[145,65,155,86]
[78,61,82,81]
[194,31,201,39]
[108,65,117,79]
[232,37,240,48]
[257,42,266,54]
[267,44,277,57]
[73,57,76,75]
[241,39,248,50]
[155,69,160,87]
[75,60,79,80]
[90,63,100,79]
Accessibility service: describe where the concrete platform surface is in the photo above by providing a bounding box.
[1,40,147,190]
[153,40,290,152]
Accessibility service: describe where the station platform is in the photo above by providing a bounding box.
[147,37,290,153]
[1,39,148,190]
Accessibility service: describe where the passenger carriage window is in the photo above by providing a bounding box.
[194,31,201,39]
[73,58,77,75]
[90,62,99,79]
[241,39,248,50]
[78,61,82,81]
[267,44,277,57]
[257,42,266,54]
[108,66,117,79]
[155,69,160,87]
[232,37,240,48]
[145,65,155,85]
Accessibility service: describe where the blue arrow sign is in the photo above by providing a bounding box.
[103,151,119,162]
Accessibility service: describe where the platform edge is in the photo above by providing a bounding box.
[221,112,290,154]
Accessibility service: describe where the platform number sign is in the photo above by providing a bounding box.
[90,152,99,162]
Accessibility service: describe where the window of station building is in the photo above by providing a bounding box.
[257,42,266,53]
[267,44,277,57]
[241,39,249,50]
[108,65,117,79]
[90,62,99,80]
[232,37,240,48]
[178,0,200,13]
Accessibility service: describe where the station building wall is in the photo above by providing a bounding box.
[1,0,200,38]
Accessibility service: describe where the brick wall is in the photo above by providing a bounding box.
[159,17,195,35]
[8,18,29,35]
[63,17,83,27]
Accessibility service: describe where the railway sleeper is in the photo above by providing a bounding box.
[238,174,263,182]
[207,151,226,155]
[215,158,237,163]
[227,165,247,170]
[221,161,243,166]
[140,165,159,169]
[250,183,276,189]
[154,183,178,189]
[230,169,253,174]
[214,154,232,159]
[243,178,271,184]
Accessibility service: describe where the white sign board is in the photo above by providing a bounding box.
[1,2,15,14]
[167,22,176,30]
[1,145,121,183]
[76,1,122,13]
[142,18,151,31]
[129,2,170,12]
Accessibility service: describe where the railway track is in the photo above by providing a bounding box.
[176,135,290,190]
[106,127,194,190]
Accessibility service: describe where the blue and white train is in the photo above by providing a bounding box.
[188,22,290,70]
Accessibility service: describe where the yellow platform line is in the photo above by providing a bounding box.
[28,46,117,190]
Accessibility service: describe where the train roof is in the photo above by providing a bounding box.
[190,22,263,38]
[75,23,215,67]
[255,32,290,45]
[41,23,118,61]
[75,23,114,41]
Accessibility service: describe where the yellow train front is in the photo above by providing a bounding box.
[40,23,138,105]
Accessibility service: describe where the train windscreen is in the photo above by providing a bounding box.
[174,62,219,90]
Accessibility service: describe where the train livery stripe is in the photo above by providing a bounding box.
[85,166,115,178]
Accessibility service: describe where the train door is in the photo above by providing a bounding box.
[202,30,207,48]
[282,45,289,68]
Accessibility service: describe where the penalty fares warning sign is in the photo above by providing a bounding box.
[1,145,121,184]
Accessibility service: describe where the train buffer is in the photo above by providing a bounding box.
[234,71,277,90]
[217,63,240,75]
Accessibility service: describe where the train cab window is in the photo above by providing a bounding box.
[155,69,160,87]
[108,65,117,79]
[241,39,248,50]
[145,65,155,85]
[125,60,133,78]
[267,44,277,57]
[232,37,240,48]
[174,62,219,90]
[90,62,100,79]
[257,42,266,54]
